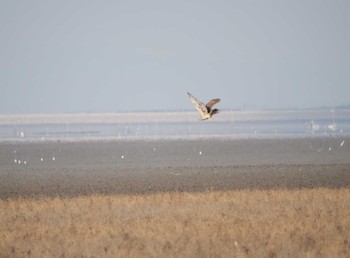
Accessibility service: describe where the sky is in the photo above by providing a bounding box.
[0,0,349,114]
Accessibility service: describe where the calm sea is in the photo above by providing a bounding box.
[1,109,350,141]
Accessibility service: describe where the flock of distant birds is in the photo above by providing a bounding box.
[13,148,57,166]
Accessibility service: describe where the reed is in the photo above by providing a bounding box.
[1,188,349,257]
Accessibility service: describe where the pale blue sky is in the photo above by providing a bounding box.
[1,0,349,113]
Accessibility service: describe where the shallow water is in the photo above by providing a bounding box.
[1,109,350,141]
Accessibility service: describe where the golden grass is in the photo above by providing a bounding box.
[1,188,350,258]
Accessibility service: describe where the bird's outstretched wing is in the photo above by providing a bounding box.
[206,98,221,109]
[187,92,208,115]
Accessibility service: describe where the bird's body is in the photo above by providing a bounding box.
[187,92,221,120]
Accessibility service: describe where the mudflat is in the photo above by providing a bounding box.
[1,137,349,198]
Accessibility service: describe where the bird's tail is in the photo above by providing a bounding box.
[211,109,219,115]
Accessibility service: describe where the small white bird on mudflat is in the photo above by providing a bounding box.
[187,92,221,120]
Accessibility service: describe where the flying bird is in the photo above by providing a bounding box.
[187,92,221,120]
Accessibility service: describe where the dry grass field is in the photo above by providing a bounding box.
[1,188,350,258]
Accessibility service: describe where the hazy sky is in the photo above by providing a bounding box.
[1,0,349,113]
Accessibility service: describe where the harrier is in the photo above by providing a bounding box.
[187,92,221,120]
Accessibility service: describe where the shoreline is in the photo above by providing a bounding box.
[0,133,349,143]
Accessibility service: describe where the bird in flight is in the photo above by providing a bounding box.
[187,92,221,120]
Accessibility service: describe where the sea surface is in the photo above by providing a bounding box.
[0,109,350,141]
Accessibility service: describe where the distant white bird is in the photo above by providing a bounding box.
[310,120,320,132]
[187,92,221,120]
[327,123,337,131]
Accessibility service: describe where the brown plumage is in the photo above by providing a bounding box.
[187,92,221,120]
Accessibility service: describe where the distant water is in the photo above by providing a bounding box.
[1,109,350,141]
